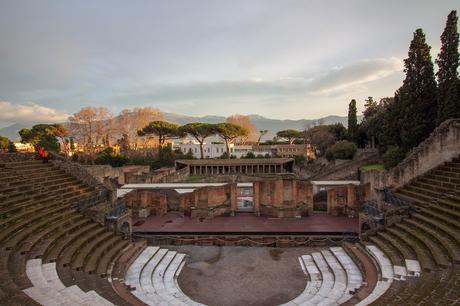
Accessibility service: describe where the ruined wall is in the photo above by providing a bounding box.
[362,119,460,199]
[85,165,150,185]
[326,184,369,217]
[254,179,313,217]
[186,184,236,218]
[124,184,236,219]
[124,190,168,217]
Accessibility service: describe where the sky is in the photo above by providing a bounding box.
[0,0,458,127]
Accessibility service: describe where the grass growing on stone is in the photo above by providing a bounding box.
[361,163,385,171]
[186,175,207,181]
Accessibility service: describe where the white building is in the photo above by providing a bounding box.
[176,142,272,159]
[231,145,272,158]
[176,141,232,159]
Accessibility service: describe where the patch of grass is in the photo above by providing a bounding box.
[361,163,384,171]
[186,175,207,182]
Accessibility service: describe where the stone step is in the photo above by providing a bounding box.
[58,227,108,267]
[309,252,335,305]
[404,218,460,264]
[411,180,460,196]
[285,254,322,305]
[417,176,459,190]
[418,207,460,232]
[404,185,441,200]
[71,231,116,270]
[432,169,460,179]
[82,235,124,274]
[329,246,363,304]
[376,231,416,261]
[368,235,405,266]
[320,250,349,305]
[411,213,460,245]
[27,218,92,259]
[395,223,450,268]
[396,188,435,205]
[429,202,460,219]
[16,213,83,255]
[386,227,436,271]
[94,240,130,277]
[424,173,460,186]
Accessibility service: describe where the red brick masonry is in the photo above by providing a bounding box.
[132,213,359,234]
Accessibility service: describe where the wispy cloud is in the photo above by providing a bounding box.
[0,101,69,123]
[306,57,402,95]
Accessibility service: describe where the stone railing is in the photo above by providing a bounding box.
[362,119,460,197]
[49,152,115,204]
[76,189,110,211]
[106,198,127,220]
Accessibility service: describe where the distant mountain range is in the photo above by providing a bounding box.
[0,113,357,141]
[163,113,353,139]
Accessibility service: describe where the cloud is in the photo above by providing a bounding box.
[306,57,402,95]
[109,57,401,110]
[0,101,70,123]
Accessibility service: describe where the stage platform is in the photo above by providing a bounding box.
[132,213,359,236]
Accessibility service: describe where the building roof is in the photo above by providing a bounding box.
[175,158,294,166]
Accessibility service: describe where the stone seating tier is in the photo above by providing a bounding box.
[366,155,460,304]
[0,158,139,305]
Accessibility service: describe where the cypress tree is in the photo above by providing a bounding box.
[347,99,358,141]
[399,29,438,151]
[436,10,460,123]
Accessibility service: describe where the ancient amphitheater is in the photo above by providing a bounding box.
[1,121,459,306]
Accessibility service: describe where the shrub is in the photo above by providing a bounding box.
[95,147,128,167]
[242,152,256,159]
[325,140,357,161]
[293,155,306,165]
[383,146,406,169]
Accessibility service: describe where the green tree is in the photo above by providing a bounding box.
[325,140,357,161]
[18,124,60,152]
[137,121,183,146]
[361,97,388,149]
[276,129,302,144]
[328,123,347,141]
[179,123,217,159]
[95,147,128,167]
[383,146,406,169]
[305,125,336,156]
[216,123,248,159]
[363,97,378,120]
[436,10,460,123]
[257,130,268,145]
[0,136,9,151]
[399,29,438,151]
[347,99,358,141]
[381,95,402,151]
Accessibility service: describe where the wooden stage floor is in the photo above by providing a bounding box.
[132,213,359,235]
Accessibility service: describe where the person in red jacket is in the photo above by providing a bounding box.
[37,146,44,160]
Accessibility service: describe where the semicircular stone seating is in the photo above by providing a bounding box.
[125,246,205,306]
[280,244,416,306]
[0,154,145,305]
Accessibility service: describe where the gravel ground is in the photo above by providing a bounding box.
[170,245,324,306]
